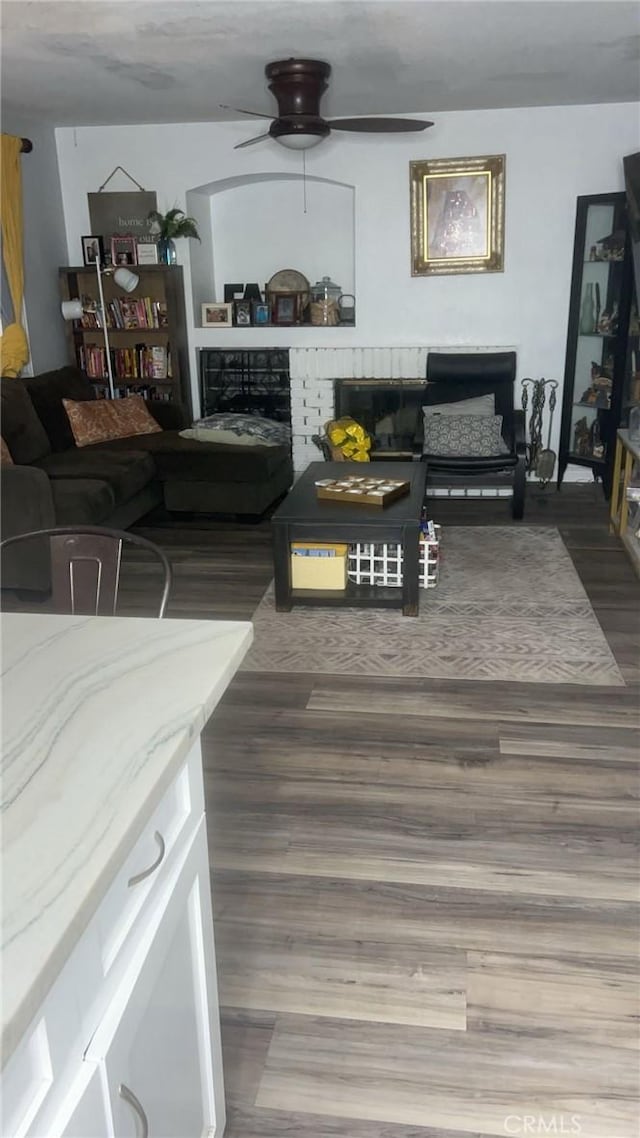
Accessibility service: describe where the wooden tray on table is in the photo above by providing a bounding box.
[315,475,410,507]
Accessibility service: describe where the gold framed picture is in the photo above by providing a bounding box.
[410,154,505,275]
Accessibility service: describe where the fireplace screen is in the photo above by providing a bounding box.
[334,378,426,454]
[199,349,291,424]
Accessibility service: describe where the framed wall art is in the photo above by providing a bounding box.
[234,301,252,326]
[410,154,506,275]
[81,235,105,266]
[202,302,233,327]
[136,241,159,265]
[111,235,137,267]
[253,302,271,325]
[273,293,297,325]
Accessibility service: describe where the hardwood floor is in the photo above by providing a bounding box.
[5,485,640,1134]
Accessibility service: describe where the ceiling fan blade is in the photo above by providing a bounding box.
[219,104,273,120]
[329,117,433,133]
[234,133,271,150]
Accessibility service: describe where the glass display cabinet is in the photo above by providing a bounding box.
[558,192,637,496]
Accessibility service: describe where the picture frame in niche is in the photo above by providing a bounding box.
[273,293,297,325]
[81,235,105,266]
[410,154,505,275]
[201,302,233,327]
[235,300,252,326]
[110,235,138,267]
[253,301,271,326]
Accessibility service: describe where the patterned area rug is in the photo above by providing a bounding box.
[243,528,624,686]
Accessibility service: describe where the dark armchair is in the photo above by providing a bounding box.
[421,351,526,519]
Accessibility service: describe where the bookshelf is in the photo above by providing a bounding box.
[59,265,192,416]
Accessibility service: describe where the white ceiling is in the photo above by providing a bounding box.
[1,0,639,127]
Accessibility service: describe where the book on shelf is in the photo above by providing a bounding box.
[75,296,169,331]
[77,342,172,383]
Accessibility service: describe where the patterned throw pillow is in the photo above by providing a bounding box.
[182,413,291,448]
[1,436,14,465]
[63,395,161,448]
[423,393,495,418]
[423,414,509,457]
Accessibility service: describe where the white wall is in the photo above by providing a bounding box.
[55,102,639,461]
[206,176,355,305]
[3,115,69,375]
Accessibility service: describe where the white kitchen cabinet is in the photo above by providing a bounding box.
[2,615,251,1138]
[88,818,223,1138]
[47,1066,110,1138]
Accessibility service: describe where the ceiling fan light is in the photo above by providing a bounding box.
[275,132,324,150]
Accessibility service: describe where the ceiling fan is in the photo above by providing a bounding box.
[221,58,433,151]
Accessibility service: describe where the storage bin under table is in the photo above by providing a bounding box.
[271,460,428,617]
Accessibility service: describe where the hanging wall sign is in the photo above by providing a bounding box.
[88,191,158,245]
[88,167,157,249]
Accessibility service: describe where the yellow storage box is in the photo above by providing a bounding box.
[291,542,348,589]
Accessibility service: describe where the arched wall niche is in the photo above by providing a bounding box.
[186,173,355,317]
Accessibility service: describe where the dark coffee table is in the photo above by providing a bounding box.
[271,461,428,617]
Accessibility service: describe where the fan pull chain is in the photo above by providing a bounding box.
[302,150,307,213]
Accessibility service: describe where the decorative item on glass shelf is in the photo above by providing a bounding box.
[579,282,596,334]
[410,153,506,275]
[588,229,625,262]
[202,302,233,328]
[81,235,105,267]
[578,360,613,408]
[148,208,200,265]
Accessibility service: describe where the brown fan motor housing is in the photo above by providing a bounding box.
[266,58,332,118]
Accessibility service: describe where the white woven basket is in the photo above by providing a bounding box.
[347,526,440,589]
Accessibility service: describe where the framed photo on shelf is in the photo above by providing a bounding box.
[136,241,159,265]
[201,302,233,328]
[273,293,297,325]
[111,235,138,267]
[235,301,252,326]
[253,301,271,325]
[81,235,105,266]
[410,154,505,275]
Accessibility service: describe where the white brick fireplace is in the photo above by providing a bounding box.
[289,347,430,471]
[289,346,516,472]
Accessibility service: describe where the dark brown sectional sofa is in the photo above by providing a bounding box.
[0,366,293,589]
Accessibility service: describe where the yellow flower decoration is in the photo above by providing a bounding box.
[326,417,372,462]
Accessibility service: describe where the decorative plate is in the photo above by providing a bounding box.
[266,269,310,294]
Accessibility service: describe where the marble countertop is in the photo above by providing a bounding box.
[1,612,252,1065]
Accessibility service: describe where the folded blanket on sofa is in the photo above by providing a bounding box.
[181,412,291,447]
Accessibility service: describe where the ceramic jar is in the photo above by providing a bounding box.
[310,276,342,326]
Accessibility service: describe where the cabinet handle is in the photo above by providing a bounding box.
[127,830,166,887]
[119,1083,149,1137]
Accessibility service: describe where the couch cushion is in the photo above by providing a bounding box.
[23,367,95,452]
[85,431,291,482]
[50,478,116,525]
[33,448,155,504]
[0,378,51,464]
[63,395,162,447]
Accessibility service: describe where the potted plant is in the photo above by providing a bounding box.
[148,207,200,264]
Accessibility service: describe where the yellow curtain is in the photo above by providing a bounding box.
[0,134,29,377]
